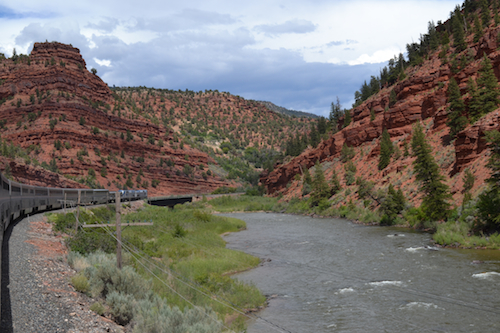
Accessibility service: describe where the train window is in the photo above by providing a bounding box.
[11,186,20,193]
[3,181,9,190]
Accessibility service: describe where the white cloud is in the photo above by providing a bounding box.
[348,47,402,65]
[0,0,460,115]
[94,58,111,67]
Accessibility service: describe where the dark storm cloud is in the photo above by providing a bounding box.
[87,32,380,116]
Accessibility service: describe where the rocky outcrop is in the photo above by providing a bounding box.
[0,42,234,195]
[262,14,500,204]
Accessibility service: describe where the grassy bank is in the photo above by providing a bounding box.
[209,194,500,250]
[47,202,266,331]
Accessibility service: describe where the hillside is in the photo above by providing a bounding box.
[261,1,500,210]
[257,101,319,118]
[0,42,313,195]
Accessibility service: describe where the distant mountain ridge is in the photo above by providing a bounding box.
[257,101,319,118]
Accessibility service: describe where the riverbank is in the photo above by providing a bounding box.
[47,201,266,331]
[207,194,500,250]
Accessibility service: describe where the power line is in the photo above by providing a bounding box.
[105,226,293,333]
[100,226,235,333]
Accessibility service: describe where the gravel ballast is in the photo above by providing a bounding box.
[1,212,124,333]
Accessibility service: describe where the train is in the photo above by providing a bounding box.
[0,170,147,314]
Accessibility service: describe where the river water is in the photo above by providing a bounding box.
[222,213,500,333]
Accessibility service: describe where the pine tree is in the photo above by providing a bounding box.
[452,10,467,52]
[481,0,491,28]
[477,130,500,231]
[330,169,341,195]
[370,108,375,121]
[378,128,394,170]
[344,160,357,186]
[340,143,355,162]
[302,167,313,196]
[467,77,482,122]
[477,55,500,117]
[343,110,352,128]
[446,77,468,139]
[473,14,484,43]
[462,168,475,206]
[389,89,397,107]
[380,184,406,225]
[411,122,451,221]
[310,160,330,206]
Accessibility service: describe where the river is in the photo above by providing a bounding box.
[222,213,500,333]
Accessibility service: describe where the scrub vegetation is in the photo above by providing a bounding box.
[49,203,266,331]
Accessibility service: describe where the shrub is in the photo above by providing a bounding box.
[90,302,105,316]
[133,295,222,333]
[172,224,187,238]
[106,291,135,325]
[71,273,90,294]
[193,210,212,222]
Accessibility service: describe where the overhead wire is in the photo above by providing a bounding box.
[99,225,236,333]
[152,224,294,333]
[100,222,292,333]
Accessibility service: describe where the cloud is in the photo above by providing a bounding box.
[326,39,359,47]
[348,47,402,65]
[326,41,344,47]
[254,19,316,36]
[0,5,54,19]
[85,17,119,33]
[123,9,237,33]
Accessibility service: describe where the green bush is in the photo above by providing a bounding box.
[193,210,212,222]
[106,291,135,325]
[133,295,222,333]
[71,273,90,294]
[67,230,116,254]
[90,302,105,316]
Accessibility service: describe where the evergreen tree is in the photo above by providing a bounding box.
[467,77,482,122]
[481,0,491,28]
[477,55,500,118]
[309,125,320,147]
[473,13,484,43]
[462,168,475,206]
[370,108,375,121]
[452,9,467,52]
[411,122,451,221]
[310,160,330,206]
[343,110,352,128]
[446,77,468,138]
[380,184,406,225]
[302,167,313,196]
[344,160,357,186]
[340,143,355,162]
[477,130,500,231]
[330,169,341,195]
[378,128,394,170]
[428,21,440,51]
[329,97,342,133]
[389,89,397,107]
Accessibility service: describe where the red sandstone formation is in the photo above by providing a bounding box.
[0,42,231,195]
[262,15,500,206]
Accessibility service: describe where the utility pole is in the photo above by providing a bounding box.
[75,191,81,233]
[116,191,122,269]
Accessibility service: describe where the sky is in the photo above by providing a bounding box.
[0,0,461,117]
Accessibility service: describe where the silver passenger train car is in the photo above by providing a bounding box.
[0,171,147,318]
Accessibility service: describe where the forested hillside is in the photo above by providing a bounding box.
[262,0,500,241]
